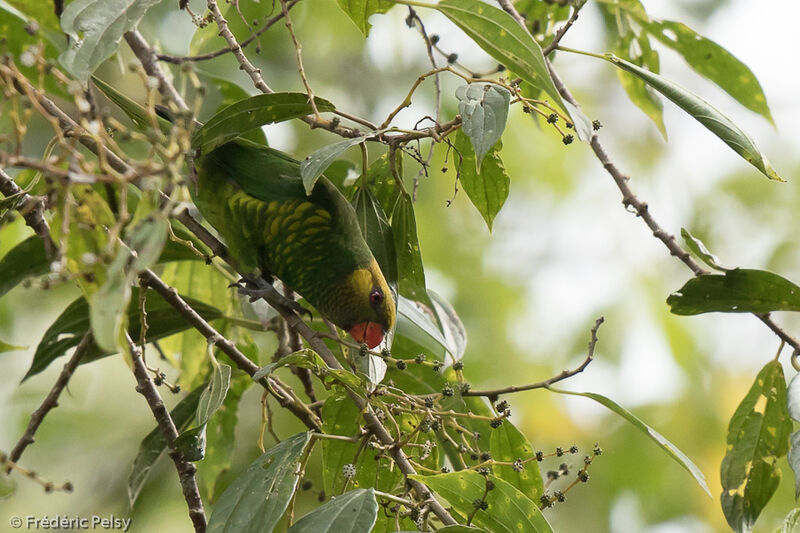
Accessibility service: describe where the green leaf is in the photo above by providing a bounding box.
[681,228,729,271]
[392,193,429,306]
[0,339,25,353]
[252,349,327,383]
[604,54,782,181]
[59,0,161,81]
[397,296,452,359]
[548,387,710,495]
[789,373,800,423]
[639,18,774,124]
[0,470,16,499]
[430,289,467,362]
[392,528,487,533]
[92,76,173,134]
[409,471,553,533]
[490,421,543,501]
[437,0,592,141]
[300,135,371,196]
[721,360,791,532]
[0,236,49,299]
[192,93,335,154]
[667,269,800,315]
[353,186,397,286]
[127,383,206,507]
[196,363,231,426]
[207,432,312,533]
[288,488,377,533]
[197,70,268,146]
[455,83,511,170]
[335,0,395,36]
[25,287,223,380]
[321,392,402,496]
[453,130,510,231]
[363,153,401,216]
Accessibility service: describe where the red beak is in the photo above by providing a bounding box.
[349,322,385,348]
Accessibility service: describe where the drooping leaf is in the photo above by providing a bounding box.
[667,269,800,315]
[196,363,232,426]
[409,471,553,533]
[721,360,791,532]
[59,0,162,81]
[335,0,395,36]
[608,18,666,138]
[127,384,206,507]
[455,83,511,170]
[604,54,782,181]
[207,432,312,533]
[0,236,49,299]
[490,421,543,501]
[288,488,378,533]
[25,287,223,380]
[300,134,372,196]
[681,228,729,271]
[192,93,336,154]
[437,0,592,141]
[92,76,173,134]
[392,194,429,306]
[197,69,268,146]
[548,387,710,495]
[397,296,451,359]
[453,130,510,231]
[429,289,467,362]
[639,18,774,124]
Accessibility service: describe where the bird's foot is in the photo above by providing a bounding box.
[233,277,312,320]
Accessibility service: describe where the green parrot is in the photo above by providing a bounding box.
[191,138,395,348]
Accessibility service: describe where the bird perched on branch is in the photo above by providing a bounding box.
[192,139,395,348]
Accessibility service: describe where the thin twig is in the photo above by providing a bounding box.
[127,333,206,533]
[206,0,273,93]
[124,30,189,111]
[157,1,299,64]
[542,0,586,56]
[464,317,604,400]
[138,268,323,431]
[279,0,321,121]
[7,332,91,471]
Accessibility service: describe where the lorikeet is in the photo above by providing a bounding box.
[192,139,395,348]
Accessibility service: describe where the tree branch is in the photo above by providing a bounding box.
[124,30,189,111]
[0,167,54,258]
[7,332,91,471]
[138,269,323,431]
[464,317,603,400]
[127,333,206,533]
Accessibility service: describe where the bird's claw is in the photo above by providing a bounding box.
[233,278,313,320]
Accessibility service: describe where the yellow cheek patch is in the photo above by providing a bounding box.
[346,267,374,296]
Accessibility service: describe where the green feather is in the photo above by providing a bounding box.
[192,139,393,333]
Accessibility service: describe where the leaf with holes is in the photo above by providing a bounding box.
[667,269,800,315]
[335,0,395,36]
[721,360,791,532]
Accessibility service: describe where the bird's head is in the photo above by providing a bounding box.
[337,259,396,348]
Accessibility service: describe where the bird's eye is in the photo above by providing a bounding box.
[369,288,384,307]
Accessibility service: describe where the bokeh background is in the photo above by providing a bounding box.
[2,0,800,531]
